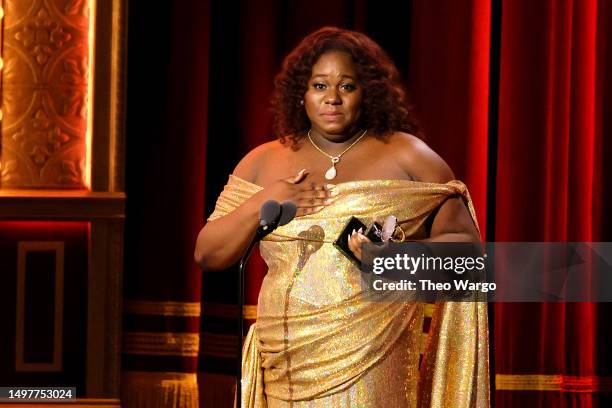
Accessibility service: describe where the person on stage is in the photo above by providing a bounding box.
[195,26,489,408]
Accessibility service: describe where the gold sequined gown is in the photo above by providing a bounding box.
[209,175,489,408]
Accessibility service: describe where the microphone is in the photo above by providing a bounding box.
[256,200,297,239]
[258,200,281,236]
[278,201,297,226]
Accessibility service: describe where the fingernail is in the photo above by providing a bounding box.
[329,190,339,197]
[351,229,356,235]
[324,198,335,205]
[358,227,363,233]
[326,184,336,189]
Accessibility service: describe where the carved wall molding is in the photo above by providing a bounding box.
[1,0,91,188]
[0,0,127,401]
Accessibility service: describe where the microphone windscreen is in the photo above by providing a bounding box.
[260,200,281,226]
[278,201,297,226]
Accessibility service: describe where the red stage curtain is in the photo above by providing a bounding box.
[409,0,491,235]
[495,0,612,406]
[122,1,210,406]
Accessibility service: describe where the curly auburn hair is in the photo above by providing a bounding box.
[271,26,420,146]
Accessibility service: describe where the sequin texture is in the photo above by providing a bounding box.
[209,175,489,408]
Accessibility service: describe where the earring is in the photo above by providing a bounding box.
[299,99,304,105]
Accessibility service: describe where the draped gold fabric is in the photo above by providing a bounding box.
[209,175,489,408]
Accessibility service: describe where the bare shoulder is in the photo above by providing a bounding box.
[232,139,285,183]
[388,132,455,183]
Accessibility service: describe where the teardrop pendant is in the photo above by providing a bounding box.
[325,164,337,180]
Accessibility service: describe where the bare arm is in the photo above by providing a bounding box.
[403,137,480,243]
[348,134,479,260]
[193,187,265,271]
[194,145,335,271]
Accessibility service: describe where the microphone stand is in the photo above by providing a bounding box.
[236,226,268,408]
[235,200,295,407]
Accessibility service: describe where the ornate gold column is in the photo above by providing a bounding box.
[1,0,91,189]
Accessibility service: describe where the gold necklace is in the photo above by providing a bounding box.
[307,129,368,180]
